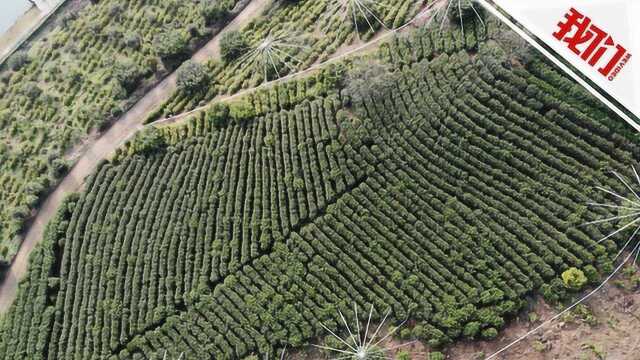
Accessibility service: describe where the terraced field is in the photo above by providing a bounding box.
[150,0,426,121]
[1,15,637,359]
[0,0,246,266]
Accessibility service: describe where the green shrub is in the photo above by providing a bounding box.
[462,321,480,339]
[124,32,142,50]
[113,58,144,94]
[206,102,230,128]
[219,30,247,62]
[131,127,166,155]
[8,51,29,71]
[481,327,498,340]
[562,267,588,291]
[176,60,209,94]
[541,278,568,303]
[229,99,256,123]
[582,265,599,284]
[21,82,42,100]
[201,0,231,25]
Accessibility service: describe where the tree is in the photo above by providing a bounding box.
[113,58,143,94]
[219,30,247,62]
[8,51,29,71]
[345,59,396,104]
[462,321,480,339]
[206,102,230,128]
[201,0,231,26]
[562,267,588,291]
[124,31,142,50]
[153,29,190,66]
[176,60,208,94]
[21,82,42,100]
[582,265,600,284]
[131,127,166,155]
[448,0,485,24]
[541,278,567,303]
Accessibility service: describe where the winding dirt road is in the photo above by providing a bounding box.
[0,0,272,313]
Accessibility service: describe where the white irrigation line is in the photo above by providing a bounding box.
[483,240,640,360]
[151,0,446,128]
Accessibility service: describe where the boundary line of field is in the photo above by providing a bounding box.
[147,2,439,130]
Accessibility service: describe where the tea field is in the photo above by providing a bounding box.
[0,16,637,359]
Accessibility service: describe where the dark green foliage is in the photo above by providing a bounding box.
[463,321,481,339]
[345,59,396,105]
[481,327,498,340]
[123,32,142,50]
[228,99,256,122]
[113,58,144,94]
[21,82,42,100]
[176,60,209,94]
[201,0,231,26]
[219,30,247,62]
[153,29,190,65]
[448,0,485,25]
[130,127,166,155]
[582,264,600,284]
[205,102,230,128]
[7,51,29,71]
[2,20,638,360]
[541,278,568,304]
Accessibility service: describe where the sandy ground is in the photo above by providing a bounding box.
[0,0,272,314]
[446,282,640,360]
[0,6,44,61]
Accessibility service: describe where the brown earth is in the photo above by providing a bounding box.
[287,271,640,360]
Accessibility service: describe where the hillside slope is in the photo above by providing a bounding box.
[1,21,637,360]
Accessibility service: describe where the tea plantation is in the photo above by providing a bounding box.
[0,17,637,359]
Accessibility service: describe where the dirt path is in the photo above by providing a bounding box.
[0,0,272,314]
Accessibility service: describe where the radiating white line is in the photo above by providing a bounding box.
[614,224,640,261]
[579,211,640,227]
[318,322,358,352]
[593,216,640,246]
[612,171,640,203]
[484,240,640,360]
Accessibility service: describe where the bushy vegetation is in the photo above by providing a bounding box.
[0,0,245,267]
[152,0,425,120]
[1,13,638,360]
